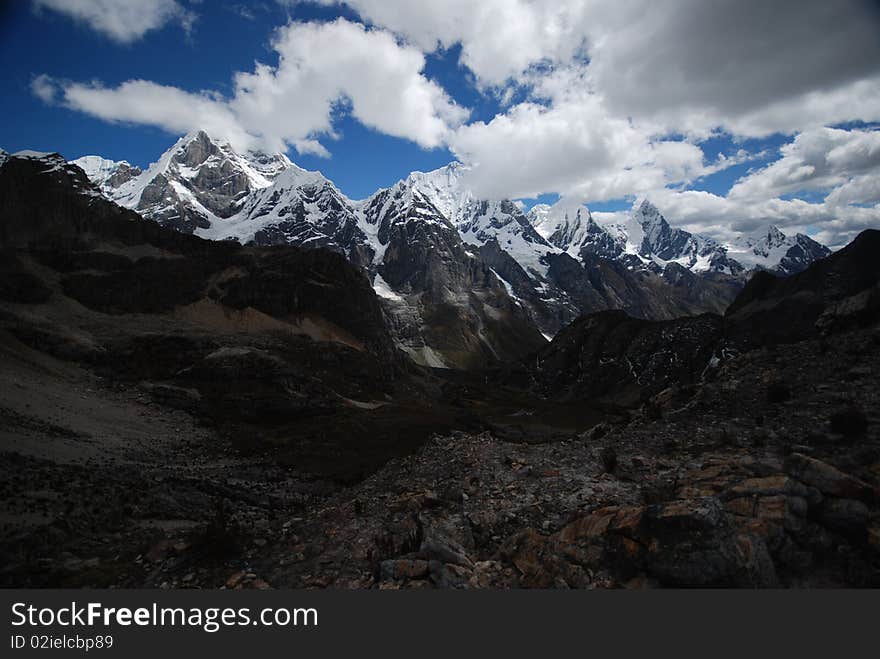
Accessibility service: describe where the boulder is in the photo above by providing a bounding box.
[783,453,874,502]
[726,476,810,500]
[379,559,430,581]
[649,497,725,532]
[725,494,808,533]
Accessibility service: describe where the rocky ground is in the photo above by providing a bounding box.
[255,329,880,589]
[2,325,877,588]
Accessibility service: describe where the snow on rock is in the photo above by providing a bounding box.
[726,225,831,276]
[372,273,404,302]
[71,130,292,234]
[66,130,833,364]
[73,129,830,284]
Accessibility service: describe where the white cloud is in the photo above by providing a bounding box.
[448,71,718,202]
[284,0,591,88]
[34,1,880,247]
[305,0,880,137]
[58,78,258,149]
[34,19,467,156]
[826,176,880,208]
[30,74,57,104]
[450,96,707,202]
[729,128,880,201]
[32,0,195,43]
[230,19,467,151]
[312,0,880,245]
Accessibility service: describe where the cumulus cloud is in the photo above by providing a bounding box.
[32,0,195,43]
[33,19,467,156]
[304,0,880,137]
[449,90,707,202]
[34,1,880,246]
[229,19,467,151]
[578,0,880,138]
[826,176,880,208]
[729,128,880,200]
[283,0,591,88]
[314,0,879,233]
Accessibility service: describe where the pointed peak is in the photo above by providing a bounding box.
[180,129,219,145]
[632,199,666,228]
[746,224,788,247]
[558,202,592,223]
[766,224,786,239]
[272,160,333,191]
[635,198,661,215]
[405,160,468,185]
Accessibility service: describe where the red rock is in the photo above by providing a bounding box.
[379,559,430,581]
[783,453,873,502]
[225,570,246,589]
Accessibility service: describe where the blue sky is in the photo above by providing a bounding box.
[0,0,775,202]
[1,1,879,245]
[0,1,460,198]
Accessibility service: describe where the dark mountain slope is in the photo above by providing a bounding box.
[523,229,880,405]
[0,152,490,482]
[726,229,880,346]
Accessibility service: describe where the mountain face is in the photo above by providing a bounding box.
[72,155,143,192]
[73,130,292,234]
[524,227,879,409]
[727,225,832,276]
[528,199,827,277]
[0,148,486,482]
[0,150,397,358]
[726,228,880,347]
[69,132,832,369]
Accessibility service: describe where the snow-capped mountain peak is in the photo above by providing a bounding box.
[528,200,594,252]
[69,130,833,283]
[266,160,333,191]
[64,130,835,368]
[198,158,359,249]
[633,199,664,226]
[401,161,471,224]
[74,130,293,234]
[71,155,143,195]
[737,225,788,255]
[728,224,831,275]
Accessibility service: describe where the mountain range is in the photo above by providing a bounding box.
[1,144,878,589]
[66,131,831,368]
